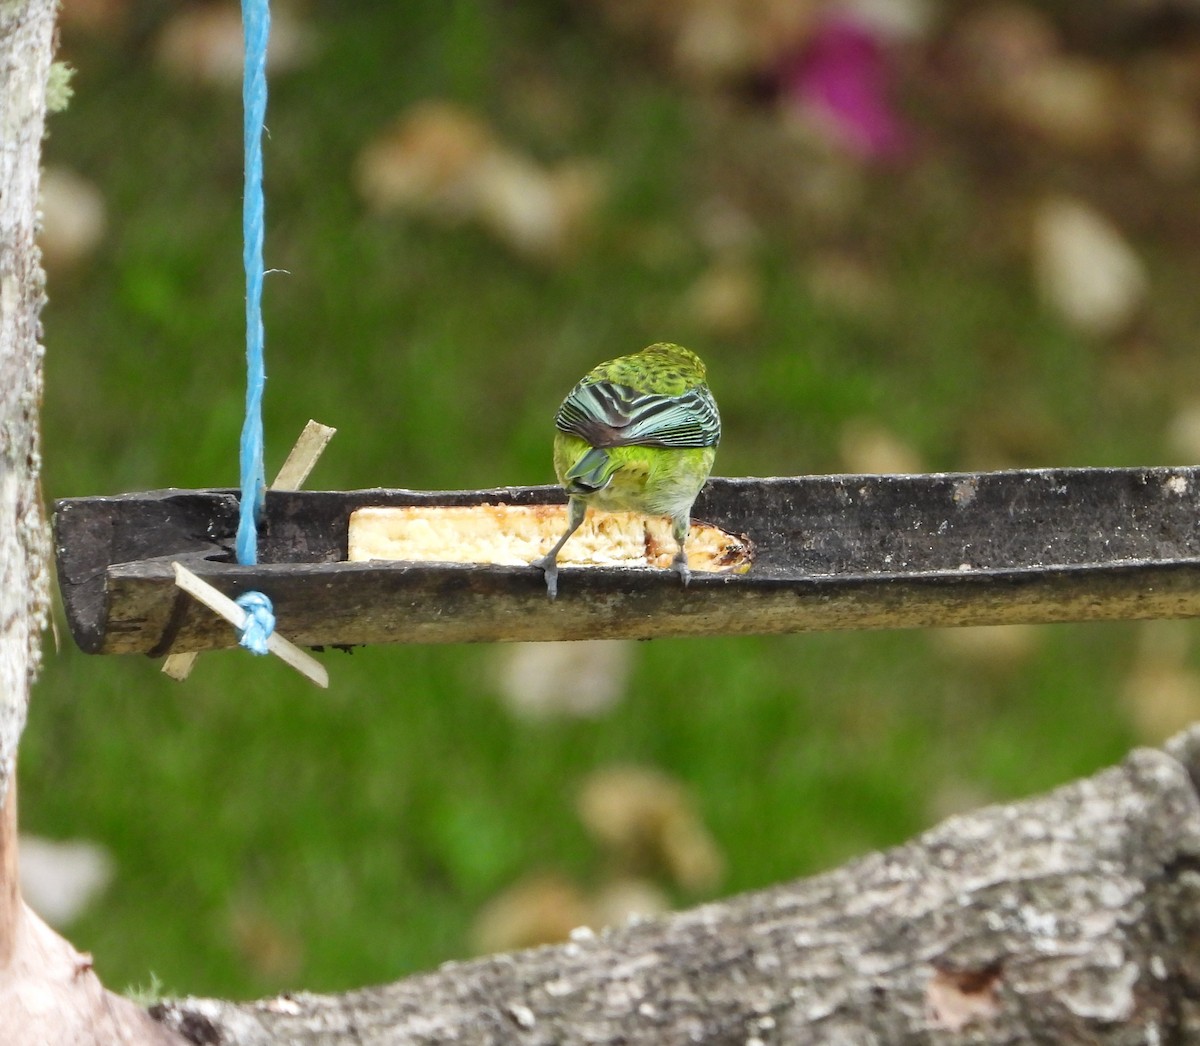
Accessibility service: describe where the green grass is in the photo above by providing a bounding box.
[21,2,1197,1001]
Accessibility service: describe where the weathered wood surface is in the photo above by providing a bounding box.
[1,0,56,813]
[0,4,186,1042]
[54,467,1200,654]
[152,724,1200,1044]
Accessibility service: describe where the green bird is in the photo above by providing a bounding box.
[536,342,721,599]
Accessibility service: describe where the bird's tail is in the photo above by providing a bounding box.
[564,447,616,495]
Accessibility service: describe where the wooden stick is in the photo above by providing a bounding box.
[160,651,198,681]
[271,420,337,491]
[161,419,335,682]
[170,563,328,688]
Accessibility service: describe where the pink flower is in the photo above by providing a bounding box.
[783,13,911,162]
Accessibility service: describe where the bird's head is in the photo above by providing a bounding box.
[638,342,707,382]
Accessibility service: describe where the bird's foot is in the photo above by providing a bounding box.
[534,556,560,600]
[672,553,690,587]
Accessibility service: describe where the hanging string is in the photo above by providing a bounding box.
[234,0,273,656]
[236,0,270,568]
[165,0,330,684]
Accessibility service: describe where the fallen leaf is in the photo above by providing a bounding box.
[19,837,113,927]
[682,259,763,335]
[38,167,106,271]
[838,420,923,475]
[494,640,633,720]
[577,765,724,892]
[472,872,592,954]
[1031,196,1148,338]
[930,624,1042,671]
[156,4,315,87]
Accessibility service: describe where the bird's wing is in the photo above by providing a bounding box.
[555,379,721,449]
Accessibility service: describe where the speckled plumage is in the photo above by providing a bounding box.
[536,343,721,598]
[585,342,709,397]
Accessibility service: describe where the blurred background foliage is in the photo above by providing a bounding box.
[20,0,1200,1000]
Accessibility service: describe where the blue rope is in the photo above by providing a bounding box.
[236,591,276,655]
[236,0,270,568]
[235,0,273,655]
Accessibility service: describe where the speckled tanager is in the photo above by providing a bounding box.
[536,342,721,598]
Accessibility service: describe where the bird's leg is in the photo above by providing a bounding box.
[535,497,587,599]
[671,513,691,587]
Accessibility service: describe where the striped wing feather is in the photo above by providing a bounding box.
[555,379,720,449]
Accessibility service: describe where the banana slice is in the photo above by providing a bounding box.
[347,504,754,574]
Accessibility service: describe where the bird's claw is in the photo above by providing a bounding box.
[535,556,559,600]
[540,550,688,599]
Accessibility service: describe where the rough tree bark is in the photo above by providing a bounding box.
[149,725,1200,1045]
[0,0,54,835]
[0,4,182,1042]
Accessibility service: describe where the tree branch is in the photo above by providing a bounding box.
[0,6,183,1041]
[152,724,1200,1044]
[0,0,54,815]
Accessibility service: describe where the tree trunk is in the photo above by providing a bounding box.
[152,725,1200,1044]
[0,5,183,1041]
[0,0,54,827]
[0,0,57,975]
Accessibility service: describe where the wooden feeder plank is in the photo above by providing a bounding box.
[52,467,1200,655]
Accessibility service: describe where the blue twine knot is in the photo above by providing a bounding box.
[236,590,275,655]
